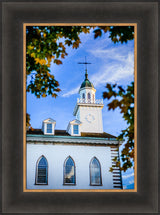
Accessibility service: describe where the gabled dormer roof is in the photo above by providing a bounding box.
[69,119,82,125]
[42,118,56,135]
[66,119,82,134]
[43,118,56,123]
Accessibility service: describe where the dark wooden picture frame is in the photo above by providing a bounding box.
[1,1,158,214]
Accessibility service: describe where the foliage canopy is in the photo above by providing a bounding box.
[103,82,134,172]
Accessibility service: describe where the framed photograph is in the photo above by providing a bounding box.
[2,1,158,214]
[24,23,136,192]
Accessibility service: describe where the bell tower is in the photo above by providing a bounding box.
[79,70,96,103]
[73,60,104,133]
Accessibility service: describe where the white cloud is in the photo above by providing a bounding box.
[92,56,133,86]
[128,179,134,184]
[60,33,134,98]
[89,45,134,87]
[122,171,134,189]
[89,46,131,61]
[122,172,134,179]
[61,46,134,97]
[62,86,79,97]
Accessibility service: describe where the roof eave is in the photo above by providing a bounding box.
[79,87,96,93]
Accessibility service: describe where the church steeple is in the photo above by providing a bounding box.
[85,70,88,80]
[78,57,94,90]
[80,70,94,90]
[73,59,104,133]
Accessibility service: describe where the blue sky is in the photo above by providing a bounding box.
[27,27,134,189]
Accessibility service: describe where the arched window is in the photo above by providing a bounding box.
[36,156,48,185]
[64,156,76,185]
[90,157,102,186]
[82,93,85,103]
[87,93,91,103]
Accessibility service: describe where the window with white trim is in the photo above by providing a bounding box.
[90,157,102,185]
[64,156,76,185]
[36,156,48,185]
[47,123,52,133]
[73,124,79,134]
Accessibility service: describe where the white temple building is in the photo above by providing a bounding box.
[26,70,123,190]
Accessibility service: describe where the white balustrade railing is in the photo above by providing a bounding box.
[77,98,103,104]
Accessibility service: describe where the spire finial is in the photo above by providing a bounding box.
[78,56,91,79]
[85,70,88,80]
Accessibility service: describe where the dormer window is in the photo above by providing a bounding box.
[42,118,56,135]
[47,123,52,133]
[67,119,82,136]
[73,125,79,134]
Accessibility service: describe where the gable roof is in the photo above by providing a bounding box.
[67,119,82,131]
[43,118,56,123]
[69,119,82,124]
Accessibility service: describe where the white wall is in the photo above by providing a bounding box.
[27,143,113,190]
[76,108,80,120]
[79,106,103,133]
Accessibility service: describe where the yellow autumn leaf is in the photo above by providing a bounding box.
[31,53,35,58]
[42,93,47,97]
[28,45,34,50]
[35,58,40,64]
[39,59,47,65]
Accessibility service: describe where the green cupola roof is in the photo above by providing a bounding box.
[80,71,94,89]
